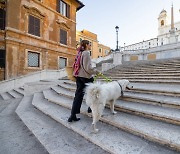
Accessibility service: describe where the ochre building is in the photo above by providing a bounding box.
[0,0,84,81]
[76,29,111,59]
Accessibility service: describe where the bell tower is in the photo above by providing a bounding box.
[158,9,167,35]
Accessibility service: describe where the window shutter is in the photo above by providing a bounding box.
[0,8,6,30]
[28,15,40,37]
[34,18,40,36]
[57,0,60,13]
[0,50,5,68]
[60,29,67,45]
[66,4,70,18]
[28,15,34,34]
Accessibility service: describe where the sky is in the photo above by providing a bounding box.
[76,0,180,49]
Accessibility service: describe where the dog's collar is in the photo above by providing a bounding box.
[116,81,124,97]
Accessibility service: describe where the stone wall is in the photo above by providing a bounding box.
[0,68,4,81]
[1,0,81,80]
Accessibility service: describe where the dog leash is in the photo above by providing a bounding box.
[116,81,124,97]
[94,73,124,97]
[94,73,112,82]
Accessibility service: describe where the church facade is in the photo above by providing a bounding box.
[124,5,180,51]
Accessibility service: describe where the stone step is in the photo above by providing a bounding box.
[59,81,180,105]
[40,90,180,152]
[107,71,180,75]
[0,92,14,100]
[109,79,180,84]
[15,95,107,154]
[104,73,180,77]
[129,64,180,68]
[61,80,180,97]
[63,78,180,85]
[104,76,180,80]
[0,94,4,101]
[114,68,180,71]
[128,87,180,97]
[123,92,180,109]
[0,98,48,154]
[108,69,180,72]
[0,99,11,113]
[123,91,180,110]
[138,66,180,69]
[14,88,25,96]
[122,59,180,65]
[0,98,22,116]
[120,64,180,68]
[115,66,180,70]
[113,99,180,125]
[49,86,180,123]
[8,90,23,99]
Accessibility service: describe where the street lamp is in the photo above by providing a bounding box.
[115,26,119,51]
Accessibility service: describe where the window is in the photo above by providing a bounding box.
[99,48,102,53]
[161,20,164,26]
[59,57,67,69]
[80,38,82,42]
[0,8,5,30]
[57,0,70,18]
[28,51,40,67]
[0,50,5,68]
[28,15,40,37]
[161,38,163,45]
[105,50,109,55]
[60,29,67,45]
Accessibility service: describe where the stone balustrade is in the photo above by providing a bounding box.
[0,69,66,93]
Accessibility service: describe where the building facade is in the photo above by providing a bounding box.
[0,0,84,81]
[76,29,111,58]
[123,5,180,51]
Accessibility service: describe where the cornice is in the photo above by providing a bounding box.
[5,27,76,51]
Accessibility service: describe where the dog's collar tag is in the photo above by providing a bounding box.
[116,81,124,97]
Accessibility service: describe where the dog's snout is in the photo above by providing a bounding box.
[126,85,133,90]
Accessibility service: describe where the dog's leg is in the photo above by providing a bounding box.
[91,110,99,133]
[92,124,99,133]
[91,108,103,133]
[109,100,117,114]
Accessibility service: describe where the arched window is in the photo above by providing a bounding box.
[161,20,164,26]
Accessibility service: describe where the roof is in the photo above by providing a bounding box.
[75,0,84,11]
[160,9,167,14]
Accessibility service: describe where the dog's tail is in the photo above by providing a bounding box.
[85,83,102,106]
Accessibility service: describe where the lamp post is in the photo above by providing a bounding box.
[115,26,119,51]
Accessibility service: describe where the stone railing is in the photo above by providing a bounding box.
[91,54,113,67]
[0,69,66,93]
[113,42,180,65]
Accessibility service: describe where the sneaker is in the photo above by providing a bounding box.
[68,115,80,122]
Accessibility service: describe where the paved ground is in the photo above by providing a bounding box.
[0,97,109,154]
[0,99,48,154]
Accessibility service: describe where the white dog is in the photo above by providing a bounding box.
[85,79,133,133]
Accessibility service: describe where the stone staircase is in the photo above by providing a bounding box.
[104,58,180,84]
[0,57,180,154]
